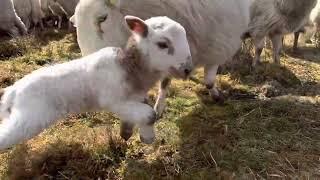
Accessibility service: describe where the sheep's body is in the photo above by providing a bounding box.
[56,0,79,17]
[0,15,193,150]
[12,0,32,29]
[0,0,27,36]
[72,0,251,115]
[244,0,317,65]
[293,0,320,49]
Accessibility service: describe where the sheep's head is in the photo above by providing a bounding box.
[125,16,193,79]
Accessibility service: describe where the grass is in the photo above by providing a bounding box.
[0,29,319,179]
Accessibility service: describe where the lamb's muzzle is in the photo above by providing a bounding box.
[169,56,193,79]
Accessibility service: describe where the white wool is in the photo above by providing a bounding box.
[0,15,192,149]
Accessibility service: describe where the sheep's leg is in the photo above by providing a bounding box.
[204,65,224,103]
[270,34,283,64]
[154,77,171,118]
[252,37,264,67]
[8,27,20,37]
[113,102,156,143]
[39,19,44,30]
[58,16,62,29]
[293,32,300,52]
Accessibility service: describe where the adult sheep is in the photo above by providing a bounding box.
[242,0,317,66]
[293,0,320,50]
[0,0,27,37]
[13,0,32,30]
[71,0,251,117]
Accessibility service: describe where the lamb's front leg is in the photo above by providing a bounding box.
[204,65,224,103]
[154,77,171,118]
[114,102,157,144]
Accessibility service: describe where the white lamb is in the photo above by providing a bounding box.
[0,15,193,150]
[0,0,27,36]
[71,0,251,119]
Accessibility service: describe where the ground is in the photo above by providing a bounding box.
[0,29,319,179]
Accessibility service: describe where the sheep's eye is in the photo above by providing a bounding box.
[157,42,168,49]
[98,15,108,23]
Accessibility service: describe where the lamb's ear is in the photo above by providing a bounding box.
[125,15,148,38]
[69,15,77,27]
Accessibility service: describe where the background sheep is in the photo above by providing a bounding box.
[12,0,32,30]
[40,0,78,29]
[293,0,320,50]
[72,0,251,116]
[243,0,317,66]
[0,0,27,37]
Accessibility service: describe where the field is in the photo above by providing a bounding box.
[0,29,319,179]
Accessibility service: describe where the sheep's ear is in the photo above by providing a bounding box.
[106,0,119,7]
[70,15,77,27]
[125,15,148,38]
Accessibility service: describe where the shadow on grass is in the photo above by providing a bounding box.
[122,95,319,179]
[285,46,320,64]
[3,132,127,179]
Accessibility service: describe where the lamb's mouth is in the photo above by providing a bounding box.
[169,66,190,79]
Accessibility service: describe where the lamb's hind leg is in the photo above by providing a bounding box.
[154,77,171,118]
[270,33,283,64]
[114,102,157,144]
[204,65,224,103]
[0,108,59,150]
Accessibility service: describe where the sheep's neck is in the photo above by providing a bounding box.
[118,37,161,94]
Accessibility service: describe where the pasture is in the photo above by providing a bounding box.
[0,29,319,179]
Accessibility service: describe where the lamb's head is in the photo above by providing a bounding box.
[124,16,193,79]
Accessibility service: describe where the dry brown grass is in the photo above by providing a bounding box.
[0,30,319,179]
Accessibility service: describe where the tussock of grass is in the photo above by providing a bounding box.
[0,29,319,179]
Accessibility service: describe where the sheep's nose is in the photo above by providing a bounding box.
[184,68,191,76]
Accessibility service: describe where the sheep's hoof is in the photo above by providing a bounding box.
[147,110,157,125]
[140,135,155,144]
[211,91,225,105]
[120,122,134,141]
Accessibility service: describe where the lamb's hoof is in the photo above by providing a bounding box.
[120,122,134,141]
[140,135,155,144]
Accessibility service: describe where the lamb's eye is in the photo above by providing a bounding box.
[98,15,108,23]
[157,42,168,49]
